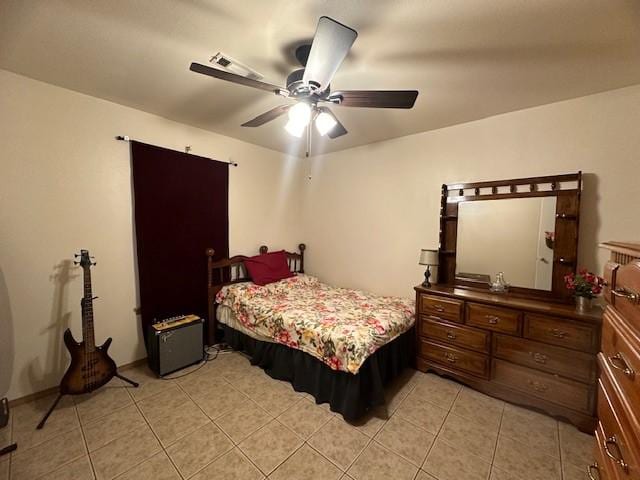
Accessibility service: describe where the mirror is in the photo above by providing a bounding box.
[456,197,557,290]
[438,172,581,300]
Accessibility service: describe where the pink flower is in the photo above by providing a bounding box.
[568,268,605,298]
[277,330,292,344]
[327,356,342,371]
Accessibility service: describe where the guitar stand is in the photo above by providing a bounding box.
[0,397,16,457]
[36,372,139,430]
[0,443,17,457]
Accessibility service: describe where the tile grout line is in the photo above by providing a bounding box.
[71,400,98,480]
[102,382,171,479]
[423,385,463,470]
[128,385,185,480]
[174,367,282,479]
[233,418,295,478]
[487,402,506,478]
[12,397,91,480]
[236,391,315,478]
[249,428,308,478]
[210,356,313,478]
[304,439,358,474]
[263,418,308,476]
[6,410,12,480]
[557,422,564,480]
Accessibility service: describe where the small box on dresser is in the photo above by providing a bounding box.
[414,285,602,432]
[590,242,640,480]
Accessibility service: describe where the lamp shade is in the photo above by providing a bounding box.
[419,249,439,266]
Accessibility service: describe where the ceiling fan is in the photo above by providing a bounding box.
[190,16,419,156]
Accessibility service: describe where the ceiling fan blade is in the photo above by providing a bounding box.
[322,108,348,139]
[329,90,419,108]
[190,63,286,95]
[241,105,291,127]
[302,17,357,91]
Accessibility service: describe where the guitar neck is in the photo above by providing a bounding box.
[82,266,96,351]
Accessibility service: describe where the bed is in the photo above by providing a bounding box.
[206,244,416,421]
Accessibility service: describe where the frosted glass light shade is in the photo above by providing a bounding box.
[419,249,439,266]
[284,102,311,137]
[284,118,305,137]
[315,111,337,136]
[288,102,311,125]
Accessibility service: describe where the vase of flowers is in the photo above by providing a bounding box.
[564,269,604,313]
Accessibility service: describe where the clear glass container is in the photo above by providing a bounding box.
[490,272,509,293]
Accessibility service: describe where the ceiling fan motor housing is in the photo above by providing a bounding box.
[286,68,324,98]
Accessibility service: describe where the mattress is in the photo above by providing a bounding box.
[215,274,415,374]
[216,304,274,343]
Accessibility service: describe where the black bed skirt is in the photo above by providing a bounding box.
[222,324,415,421]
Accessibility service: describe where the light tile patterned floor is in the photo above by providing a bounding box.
[0,351,595,480]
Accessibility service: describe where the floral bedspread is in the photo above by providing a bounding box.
[215,275,415,374]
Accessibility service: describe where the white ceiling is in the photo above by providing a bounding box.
[1,0,639,157]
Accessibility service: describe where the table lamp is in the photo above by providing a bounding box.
[419,249,439,288]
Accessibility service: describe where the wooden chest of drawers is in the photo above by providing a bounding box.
[590,242,640,480]
[415,285,601,432]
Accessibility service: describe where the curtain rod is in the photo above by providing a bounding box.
[115,135,238,167]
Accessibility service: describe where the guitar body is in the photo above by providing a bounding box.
[60,328,117,395]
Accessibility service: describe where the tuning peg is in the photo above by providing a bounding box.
[90,256,95,259]
[73,261,79,265]
[74,254,80,258]
[92,296,99,301]
[92,262,97,266]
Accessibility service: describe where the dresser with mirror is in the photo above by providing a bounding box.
[415,172,601,432]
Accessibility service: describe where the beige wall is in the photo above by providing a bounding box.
[301,85,640,298]
[0,70,304,399]
[2,67,640,400]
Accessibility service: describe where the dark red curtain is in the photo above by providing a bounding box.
[131,141,229,345]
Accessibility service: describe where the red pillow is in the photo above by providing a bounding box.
[244,250,294,286]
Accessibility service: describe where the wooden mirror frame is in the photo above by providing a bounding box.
[438,172,582,301]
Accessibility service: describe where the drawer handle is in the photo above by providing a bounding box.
[608,352,635,379]
[549,328,568,339]
[587,463,600,480]
[604,435,628,472]
[530,352,548,364]
[527,380,548,392]
[444,352,458,363]
[485,314,500,324]
[446,331,456,340]
[433,304,445,313]
[612,287,640,304]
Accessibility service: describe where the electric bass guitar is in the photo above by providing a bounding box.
[60,250,117,394]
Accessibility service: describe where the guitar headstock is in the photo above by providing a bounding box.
[74,249,96,268]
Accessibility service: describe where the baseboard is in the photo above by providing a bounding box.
[8,357,147,408]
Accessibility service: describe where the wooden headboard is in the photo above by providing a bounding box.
[204,244,306,344]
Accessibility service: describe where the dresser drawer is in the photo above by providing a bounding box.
[524,313,599,352]
[418,338,489,378]
[593,423,615,480]
[601,308,640,428]
[420,294,463,323]
[611,261,640,325]
[420,316,490,353]
[493,359,593,413]
[466,303,521,335]
[597,374,640,480]
[493,334,595,383]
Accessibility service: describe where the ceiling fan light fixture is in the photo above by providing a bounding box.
[284,102,312,137]
[284,118,306,137]
[315,110,337,136]
[288,102,311,125]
